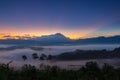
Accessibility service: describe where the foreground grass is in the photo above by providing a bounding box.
[0,62,120,80]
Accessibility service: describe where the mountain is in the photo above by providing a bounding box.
[0,39,40,46]
[0,34,120,45]
[75,36,120,44]
[0,33,72,45]
[56,47,120,60]
[31,33,72,43]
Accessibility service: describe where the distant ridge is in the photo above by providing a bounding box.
[0,33,120,45]
[75,35,120,44]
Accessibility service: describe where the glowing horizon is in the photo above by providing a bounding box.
[0,0,120,40]
[0,31,120,40]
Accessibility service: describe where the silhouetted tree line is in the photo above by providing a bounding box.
[0,61,120,80]
[21,47,120,61]
[22,53,53,61]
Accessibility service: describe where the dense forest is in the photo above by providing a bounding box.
[0,61,120,80]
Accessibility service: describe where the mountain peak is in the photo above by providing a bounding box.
[52,33,65,37]
[40,33,64,37]
[54,33,63,36]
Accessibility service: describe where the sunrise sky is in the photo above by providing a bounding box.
[0,0,120,39]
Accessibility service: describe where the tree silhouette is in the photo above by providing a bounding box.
[102,63,116,80]
[39,56,44,60]
[47,54,53,60]
[22,55,27,61]
[32,53,39,60]
[39,54,47,60]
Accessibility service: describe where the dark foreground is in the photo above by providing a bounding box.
[0,62,120,80]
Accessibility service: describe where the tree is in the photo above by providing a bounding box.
[41,54,47,58]
[32,53,39,60]
[39,56,44,60]
[102,63,116,80]
[22,55,27,61]
[47,54,52,60]
[81,62,101,80]
[39,54,47,60]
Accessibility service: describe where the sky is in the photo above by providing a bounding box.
[0,0,120,40]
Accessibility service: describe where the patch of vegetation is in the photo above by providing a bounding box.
[0,62,120,80]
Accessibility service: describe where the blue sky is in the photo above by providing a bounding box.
[0,0,120,39]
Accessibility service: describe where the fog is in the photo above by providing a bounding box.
[0,44,120,69]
